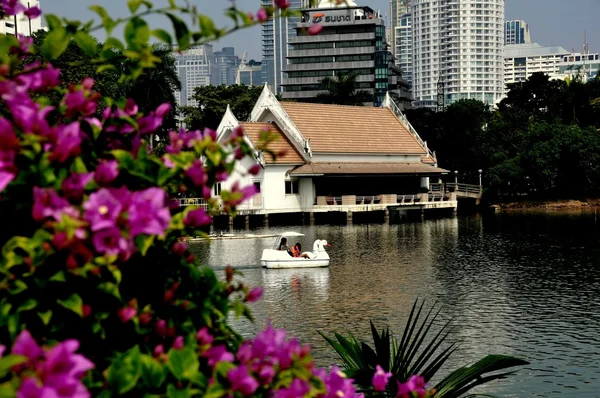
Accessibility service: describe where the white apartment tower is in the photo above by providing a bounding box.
[0,0,43,36]
[412,0,505,108]
[389,0,413,86]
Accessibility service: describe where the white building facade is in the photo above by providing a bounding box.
[0,0,43,36]
[412,0,505,108]
[215,85,454,216]
[390,0,413,86]
[504,43,600,87]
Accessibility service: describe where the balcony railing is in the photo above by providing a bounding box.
[313,193,453,207]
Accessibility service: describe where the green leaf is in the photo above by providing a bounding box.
[107,346,142,394]
[7,314,18,337]
[124,17,150,51]
[97,64,117,74]
[198,15,217,38]
[45,14,63,31]
[151,29,172,45]
[0,355,27,379]
[40,27,70,60]
[167,348,200,381]
[73,30,98,56]
[89,5,115,33]
[97,282,121,299]
[37,310,52,325]
[141,355,167,388]
[17,299,37,313]
[50,271,66,282]
[72,157,88,174]
[135,235,155,256]
[128,0,152,13]
[165,13,190,49]
[0,381,17,398]
[57,293,83,316]
[166,384,191,398]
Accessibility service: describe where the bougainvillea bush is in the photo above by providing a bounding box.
[0,1,440,397]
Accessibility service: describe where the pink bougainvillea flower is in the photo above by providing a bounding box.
[202,345,234,367]
[127,187,171,237]
[244,287,263,303]
[183,208,212,227]
[43,339,94,380]
[117,307,137,323]
[12,330,43,363]
[308,24,323,35]
[372,365,392,391]
[227,365,259,395]
[62,172,94,203]
[274,378,311,398]
[32,187,79,222]
[51,122,83,162]
[123,98,138,116]
[247,163,261,175]
[274,0,290,9]
[185,160,208,186]
[92,227,132,258]
[94,160,119,186]
[196,327,214,346]
[83,188,125,231]
[1,0,26,15]
[23,5,41,18]
[256,7,268,22]
[15,62,60,93]
[172,336,184,350]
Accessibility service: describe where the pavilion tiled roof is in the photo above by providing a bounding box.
[240,122,304,164]
[279,102,427,155]
[289,162,449,176]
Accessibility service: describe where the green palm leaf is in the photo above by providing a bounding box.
[321,299,529,398]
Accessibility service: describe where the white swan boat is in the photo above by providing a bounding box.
[261,232,331,269]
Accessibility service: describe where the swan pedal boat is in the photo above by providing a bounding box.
[261,232,330,269]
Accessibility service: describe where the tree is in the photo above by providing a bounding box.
[313,72,373,106]
[181,84,264,130]
[124,45,181,153]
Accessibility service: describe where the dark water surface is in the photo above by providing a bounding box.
[191,213,600,397]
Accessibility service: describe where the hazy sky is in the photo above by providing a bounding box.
[43,0,600,60]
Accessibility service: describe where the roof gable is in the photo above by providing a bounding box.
[240,122,304,164]
[279,102,427,155]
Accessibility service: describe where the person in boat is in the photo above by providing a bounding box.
[277,237,288,251]
[291,242,310,259]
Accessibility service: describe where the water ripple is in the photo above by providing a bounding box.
[191,213,600,397]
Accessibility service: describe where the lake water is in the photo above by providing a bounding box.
[191,213,600,397]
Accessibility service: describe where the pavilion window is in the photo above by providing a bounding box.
[285,180,299,195]
[214,182,221,196]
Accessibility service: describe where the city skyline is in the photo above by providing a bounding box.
[42,0,600,61]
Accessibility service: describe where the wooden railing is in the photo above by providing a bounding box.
[174,196,264,211]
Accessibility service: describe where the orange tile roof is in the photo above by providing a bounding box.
[289,162,449,176]
[240,122,304,164]
[279,102,427,155]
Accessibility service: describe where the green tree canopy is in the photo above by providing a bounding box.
[313,72,373,106]
[181,84,264,130]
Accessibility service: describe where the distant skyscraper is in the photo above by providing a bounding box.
[412,0,505,108]
[0,0,43,36]
[173,44,214,108]
[213,47,241,86]
[236,61,263,86]
[261,0,307,94]
[505,20,531,45]
[389,0,412,86]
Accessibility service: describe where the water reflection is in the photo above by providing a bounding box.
[191,214,600,397]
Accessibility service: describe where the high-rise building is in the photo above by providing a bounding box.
[505,20,531,45]
[412,0,505,108]
[0,0,43,36]
[173,44,214,108]
[281,3,411,108]
[236,60,263,86]
[213,47,241,86]
[389,0,412,86]
[261,0,308,94]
